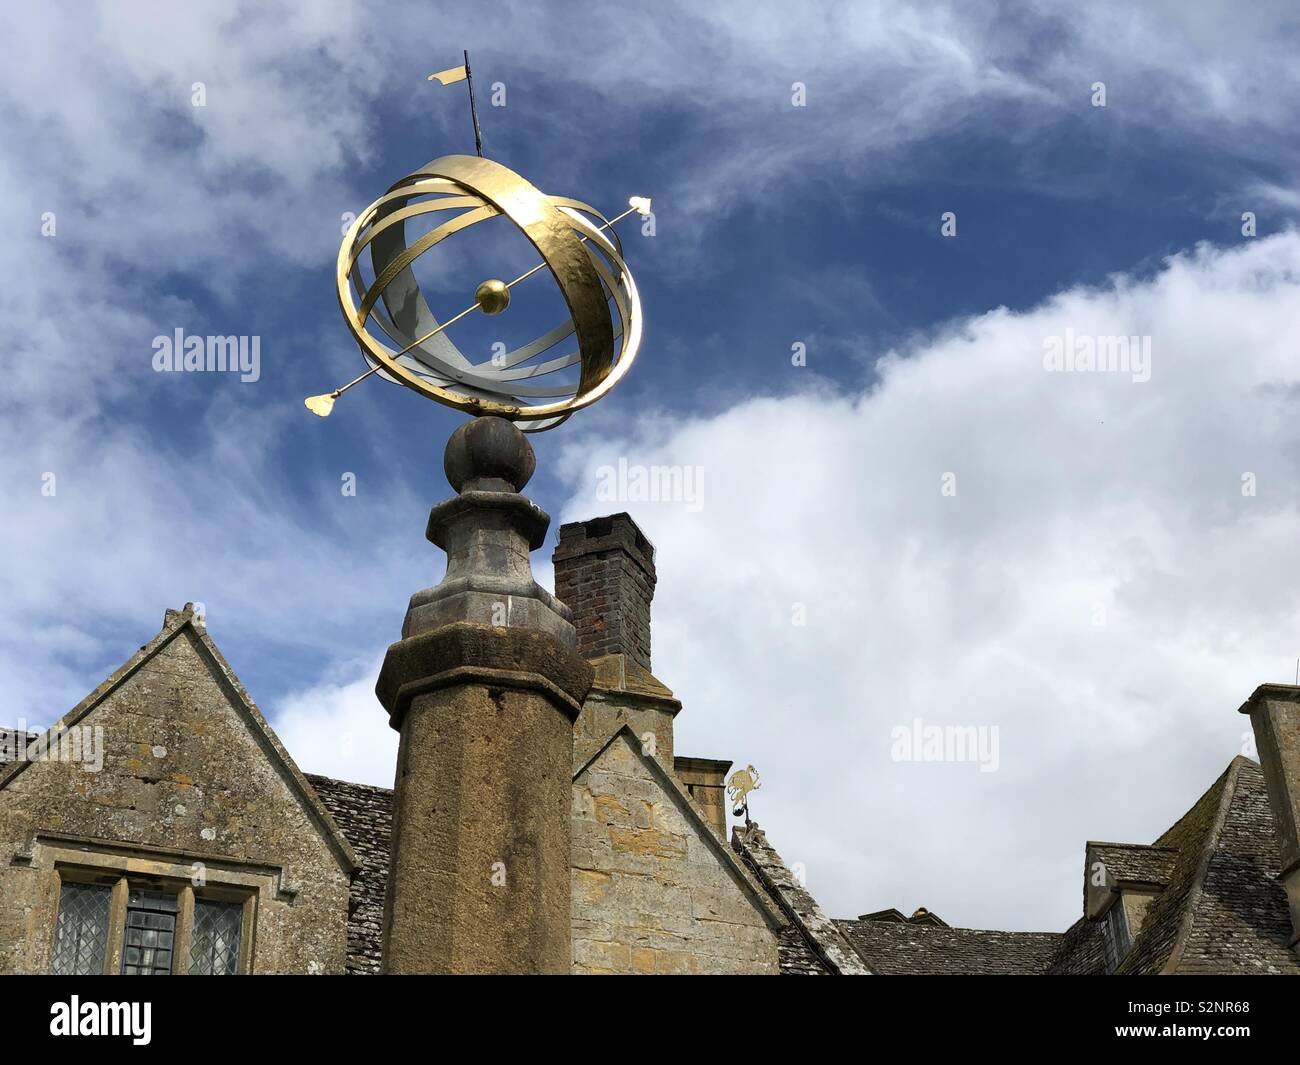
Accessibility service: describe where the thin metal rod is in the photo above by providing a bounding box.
[504,203,639,288]
[330,301,478,400]
[464,49,484,158]
[328,206,639,401]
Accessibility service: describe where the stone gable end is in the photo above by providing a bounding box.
[570,730,781,974]
[0,625,352,974]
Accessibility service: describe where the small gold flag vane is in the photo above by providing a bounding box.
[427,65,468,85]
[430,49,484,156]
[726,765,761,824]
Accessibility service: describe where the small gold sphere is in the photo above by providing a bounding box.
[475,278,510,315]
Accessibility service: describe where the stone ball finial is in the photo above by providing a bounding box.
[444,416,536,493]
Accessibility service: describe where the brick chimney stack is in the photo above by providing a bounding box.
[1239,684,1300,951]
[553,513,657,671]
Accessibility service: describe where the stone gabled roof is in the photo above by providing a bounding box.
[733,823,1059,975]
[0,605,360,877]
[1044,911,1109,975]
[306,774,392,975]
[1086,842,1178,888]
[1152,758,1299,974]
[1048,757,1300,975]
[836,918,1062,975]
[574,723,787,933]
[732,822,869,975]
[313,723,788,974]
[858,906,950,927]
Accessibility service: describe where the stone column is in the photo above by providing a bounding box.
[375,416,593,974]
[1239,684,1300,950]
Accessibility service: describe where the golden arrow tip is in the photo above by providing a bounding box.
[629,196,652,217]
[304,393,336,417]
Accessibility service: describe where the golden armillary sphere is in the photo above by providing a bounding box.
[308,151,650,432]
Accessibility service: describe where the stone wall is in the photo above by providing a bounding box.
[571,730,781,974]
[0,617,354,975]
[573,653,682,776]
[673,757,731,840]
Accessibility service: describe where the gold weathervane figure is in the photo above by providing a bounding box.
[306,52,651,432]
[727,765,761,823]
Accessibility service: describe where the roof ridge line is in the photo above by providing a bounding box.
[0,609,192,791]
[1086,839,1179,851]
[1158,758,1243,975]
[1,606,361,877]
[187,619,361,876]
[574,723,788,932]
[734,823,871,975]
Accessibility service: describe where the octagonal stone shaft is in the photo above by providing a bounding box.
[375,418,593,974]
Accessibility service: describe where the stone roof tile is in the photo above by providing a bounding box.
[1087,842,1178,887]
[1048,757,1300,975]
[306,774,392,975]
[1169,759,1299,974]
[837,918,1061,975]
[732,822,869,975]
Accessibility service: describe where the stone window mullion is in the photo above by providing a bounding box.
[237,895,256,974]
[103,876,129,975]
[172,885,195,975]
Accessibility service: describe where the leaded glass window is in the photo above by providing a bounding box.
[51,882,111,975]
[189,899,242,975]
[1099,898,1131,973]
[121,889,177,975]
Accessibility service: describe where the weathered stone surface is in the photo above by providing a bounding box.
[733,822,871,975]
[403,418,572,644]
[573,654,681,773]
[307,775,392,975]
[379,419,597,974]
[674,756,731,840]
[0,611,355,975]
[1239,684,1300,949]
[571,727,783,975]
[376,621,593,729]
[380,679,577,974]
[443,414,536,494]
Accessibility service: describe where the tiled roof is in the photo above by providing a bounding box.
[1048,757,1300,975]
[858,906,949,927]
[774,924,831,975]
[1164,759,1299,974]
[1045,913,1109,975]
[306,774,392,975]
[1087,843,1178,887]
[836,918,1061,975]
[310,742,790,975]
[732,822,869,975]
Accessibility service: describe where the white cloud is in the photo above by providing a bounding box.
[553,231,1300,930]
[6,0,1300,935]
[272,656,397,788]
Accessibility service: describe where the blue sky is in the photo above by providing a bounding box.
[6,1,1300,931]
